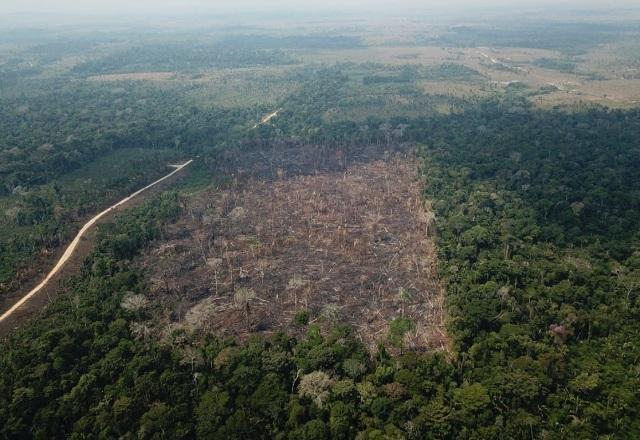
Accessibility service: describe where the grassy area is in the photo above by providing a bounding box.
[186,66,304,109]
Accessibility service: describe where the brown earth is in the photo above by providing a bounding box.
[87,72,177,81]
[137,152,447,352]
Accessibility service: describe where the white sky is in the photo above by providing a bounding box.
[1,0,638,15]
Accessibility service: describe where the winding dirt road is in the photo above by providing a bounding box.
[0,160,193,324]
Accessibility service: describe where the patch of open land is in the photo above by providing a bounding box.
[87,71,177,81]
[302,43,640,109]
[137,153,447,352]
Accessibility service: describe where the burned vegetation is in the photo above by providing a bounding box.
[137,147,446,351]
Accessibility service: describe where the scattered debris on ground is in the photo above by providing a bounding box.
[138,150,447,351]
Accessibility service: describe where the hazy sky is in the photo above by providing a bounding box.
[2,0,638,15]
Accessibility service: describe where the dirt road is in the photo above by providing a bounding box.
[0,160,193,325]
[253,109,281,128]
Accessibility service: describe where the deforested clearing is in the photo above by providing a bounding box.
[138,153,447,352]
[87,72,176,81]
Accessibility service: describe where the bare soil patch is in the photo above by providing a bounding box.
[88,72,176,81]
[138,153,447,352]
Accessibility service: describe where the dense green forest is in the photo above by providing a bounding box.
[415,103,640,437]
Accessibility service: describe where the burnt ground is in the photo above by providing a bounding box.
[137,147,447,352]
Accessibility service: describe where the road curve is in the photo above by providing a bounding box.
[0,160,193,324]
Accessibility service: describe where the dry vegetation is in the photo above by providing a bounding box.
[85,42,640,112]
[137,152,447,352]
[465,45,640,108]
[301,43,640,109]
[87,72,177,81]
[187,66,302,109]
[88,66,302,109]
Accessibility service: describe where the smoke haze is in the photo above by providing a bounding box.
[2,0,638,15]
